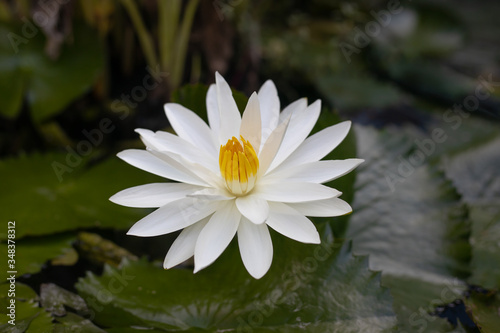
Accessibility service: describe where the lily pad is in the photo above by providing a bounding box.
[467,204,500,290]
[0,153,162,240]
[40,283,89,317]
[54,312,106,332]
[443,136,500,204]
[442,135,500,289]
[0,282,103,332]
[0,233,75,276]
[76,224,396,332]
[0,22,104,122]
[0,283,52,332]
[347,125,471,332]
[314,71,406,111]
[465,291,500,332]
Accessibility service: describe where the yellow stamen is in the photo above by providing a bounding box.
[219,136,259,195]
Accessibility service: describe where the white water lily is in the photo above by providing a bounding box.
[110,73,363,279]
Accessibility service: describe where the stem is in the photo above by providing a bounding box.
[158,0,181,72]
[171,0,199,89]
[120,0,158,77]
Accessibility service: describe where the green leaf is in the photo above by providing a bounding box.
[465,291,500,332]
[443,134,500,289]
[262,26,407,111]
[442,135,500,289]
[40,283,89,317]
[375,4,465,58]
[443,136,500,204]
[0,282,38,301]
[54,312,106,333]
[76,225,396,332]
[25,311,54,333]
[0,282,103,332]
[314,69,406,111]
[467,204,500,290]
[105,328,167,333]
[0,22,104,122]
[0,233,75,276]
[347,125,471,332]
[0,153,162,240]
[0,283,52,332]
[424,116,500,160]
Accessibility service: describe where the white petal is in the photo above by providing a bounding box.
[240,92,262,154]
[255,182,341,203]
[268,100,321,172]
[237,218,273,279]
[215,72,241,143]
[235,194,270,225]
[134,128,157,150]
[147,150,216,187]
[278,98,307,124]
[258,80,280,145]
[136,128,218,174]
[278,121,352,170]
[206,84,220,136]
[188,187,235,201]
[266,202,320,244]
[127,197,218,237]
[164,103,218,155]
[117,150,207,186]
[258,114,291,176]
[110,183,201,208]
[194,201,240,272]
[264,159,364,184]
[289,198,352,217]
[163,217,209,269]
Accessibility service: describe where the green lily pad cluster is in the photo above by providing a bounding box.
[1,94,500,331]
[0,22,104,122]
[1,1,500,328]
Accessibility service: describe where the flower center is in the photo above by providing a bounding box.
[219,136,259,196]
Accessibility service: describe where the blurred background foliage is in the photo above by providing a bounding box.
[0,0,499,332]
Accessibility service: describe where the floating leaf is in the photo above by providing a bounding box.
[467,205,500,290]
[0,22,104,122]
[347,125,471,332]
[40,283,89,317]
[465,291,500,332]
[0,233,75,276]
[373,4,465,58]
[76,225,396,332]
[443,136,500,204]
[443,135,500,289]
[0,283,51,332]
[0,153,162,240]
[0,282,102,332]
[54,312,106,333]
[314,69,406,111]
